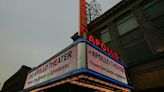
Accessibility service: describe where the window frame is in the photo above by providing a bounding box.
[116,14,139,36]
[100,28,111,44]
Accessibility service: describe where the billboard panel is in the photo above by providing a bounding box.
[24,46,77,89]
[87,44,128,84]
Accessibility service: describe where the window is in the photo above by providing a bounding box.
[153,16,164,35]
[116,15,139,35]
[144,0,164,20]
[101,28,111,43]
[144,0,164,36]
[125,40,153,62]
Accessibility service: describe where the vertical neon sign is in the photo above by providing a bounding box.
[79,0,88,37]
[79,0,120,60]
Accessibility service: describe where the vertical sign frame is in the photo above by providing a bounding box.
[79,0,88,37]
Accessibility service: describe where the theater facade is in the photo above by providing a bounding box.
[87,0,164,91]
[22,0,136,91]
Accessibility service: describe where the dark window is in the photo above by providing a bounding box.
[144,0,164,36]
[152,15,164,36]
[144,0,164,20]
[125,40,153,63]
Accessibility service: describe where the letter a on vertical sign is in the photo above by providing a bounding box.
[79,0,88,37]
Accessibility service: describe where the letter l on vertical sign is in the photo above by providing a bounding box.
[79,0,88,37]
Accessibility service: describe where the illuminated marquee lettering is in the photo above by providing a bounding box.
[27,51,72,80]
[80,0,88,36]
[79,0,120,60]
[87,45,128,84]
[88,35,120,60]
[24,46,77,89]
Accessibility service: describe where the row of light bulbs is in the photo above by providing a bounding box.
[30,74,130,92]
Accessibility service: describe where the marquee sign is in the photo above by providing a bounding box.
[87,44,128,84]
[24,46,77,89]
[23,39,131,90]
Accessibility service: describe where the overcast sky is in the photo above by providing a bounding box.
[0,0,121,89]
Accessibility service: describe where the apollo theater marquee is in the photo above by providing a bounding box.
[23,0,133,92]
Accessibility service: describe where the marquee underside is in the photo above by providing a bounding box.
[30,73,130,92]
